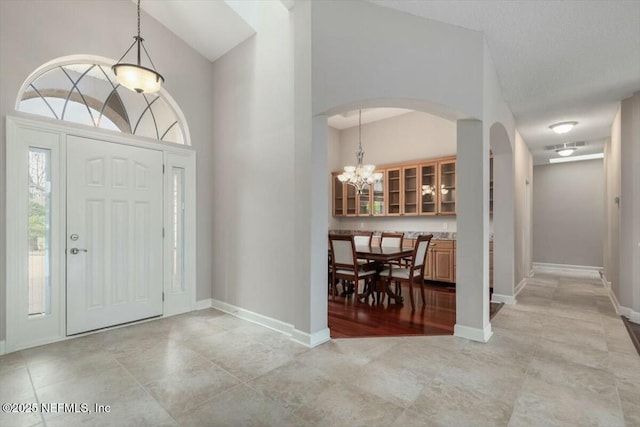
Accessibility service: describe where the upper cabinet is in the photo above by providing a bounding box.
[386,168,401,216]
[438,158,456,215]
[332,155,458,217]
[333,171,386,217]
[419,162,437,215]
[402,165,419,216]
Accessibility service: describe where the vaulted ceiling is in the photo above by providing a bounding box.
[367,0,640,163]
[141,0,640,164]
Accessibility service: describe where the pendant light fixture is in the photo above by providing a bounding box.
[338,110,383,195]
[112,0,164,94]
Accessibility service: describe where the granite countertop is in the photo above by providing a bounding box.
[329,229,457,240]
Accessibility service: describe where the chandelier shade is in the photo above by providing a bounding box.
[338,110,383,195]
[112,0,164,94]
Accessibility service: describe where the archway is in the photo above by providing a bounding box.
[316,98,493,343]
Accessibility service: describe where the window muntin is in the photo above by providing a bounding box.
[18,63,184,144]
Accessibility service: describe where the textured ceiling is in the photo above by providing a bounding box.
[367,0,640,164]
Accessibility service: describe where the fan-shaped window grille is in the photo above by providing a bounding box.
[18,63,185,144]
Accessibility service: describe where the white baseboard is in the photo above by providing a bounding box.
[515,278,528,296]
[491,293,517,304]
[210,298,331,348]
[195,298,213,310]
[454,323,493,343]
[0,340,6,356]
[211,298,294,337]
[608,287,623,315]
[532,263,602,278]
[291,328,331,348]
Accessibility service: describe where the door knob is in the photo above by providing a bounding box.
[69,248,88,255]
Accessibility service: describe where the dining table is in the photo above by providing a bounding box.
[353,245,414,304]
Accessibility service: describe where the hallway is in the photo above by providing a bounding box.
[1,271,638,427]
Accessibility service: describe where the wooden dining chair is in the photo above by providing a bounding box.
[380,232,405,295]
[379,234,433,310]
[353,231,373,246]
[380,232,404,249]
[329,234,377,300]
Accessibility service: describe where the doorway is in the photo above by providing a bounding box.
[6,117,196,352]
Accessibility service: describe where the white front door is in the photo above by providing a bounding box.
[66,135,164,335]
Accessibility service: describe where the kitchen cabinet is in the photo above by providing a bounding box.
[357,171,385,216]
[332,173,344,216]
[419,162,438,215]
[333,171,386,217]
[331,173,358,216]
[438,158,456,215]
[333,155,457,217]
[424,240,455,283]
[402,165,419,215]
[386,168,401,216]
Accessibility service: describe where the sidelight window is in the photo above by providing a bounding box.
[171,167,186,293]
[28,148,52,316]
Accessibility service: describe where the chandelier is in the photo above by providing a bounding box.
[338,110,383,195]
[112,0,164,94]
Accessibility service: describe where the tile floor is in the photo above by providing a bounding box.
[1,271,639,427]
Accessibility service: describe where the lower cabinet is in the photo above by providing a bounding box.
[424,240,455,283]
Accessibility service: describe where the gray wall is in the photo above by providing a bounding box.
[533,159,604,267]
[0,0,215,341]
[618,92,640,313]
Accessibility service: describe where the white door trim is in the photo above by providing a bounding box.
[5,115,197,353]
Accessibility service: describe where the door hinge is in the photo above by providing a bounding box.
[162,292,165,302]
[162,227,165,238]
[163,164,165,174]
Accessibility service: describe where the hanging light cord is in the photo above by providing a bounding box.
[114,0,159,71]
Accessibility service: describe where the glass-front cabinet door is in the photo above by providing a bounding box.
[345,184,357,216]
[419,162,437,215]
[438,159,456,215]
[386,168,401,216]
[332,174,344,216]
[358,185,371,216]
[371,170,385,216]
[402,165,418,215]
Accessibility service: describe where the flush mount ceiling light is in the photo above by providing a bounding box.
[555,145,577,157]
[549,121,578,134]
[549,153,604,164]
[112,0,164,94]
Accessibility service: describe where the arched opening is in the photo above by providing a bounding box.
[322,99,490,341]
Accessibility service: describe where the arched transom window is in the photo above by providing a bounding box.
[18,62,186,144]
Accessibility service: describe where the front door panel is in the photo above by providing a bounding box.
[66,136,163,335]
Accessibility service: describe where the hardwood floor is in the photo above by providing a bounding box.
[621,316,640,356]
[328,281,503,338]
